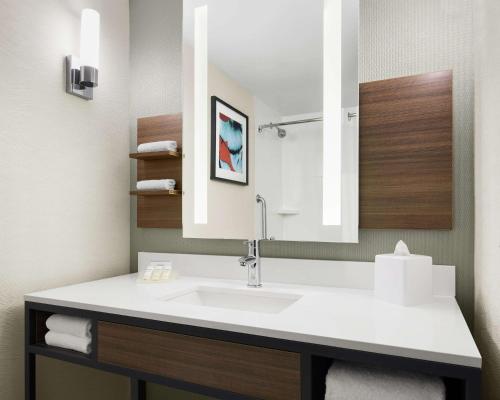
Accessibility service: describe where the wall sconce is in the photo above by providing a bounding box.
[66,9,100,100]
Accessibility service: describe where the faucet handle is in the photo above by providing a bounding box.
[238,256,248,267]
[239,255,256,267]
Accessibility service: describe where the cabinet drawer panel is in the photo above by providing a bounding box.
[97,321,301,400]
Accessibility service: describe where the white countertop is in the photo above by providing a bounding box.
[25,273,481,368]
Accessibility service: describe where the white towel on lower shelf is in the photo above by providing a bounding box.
[45,331,92,354]
[137,140,177,153]
[137,179,176,191]
[46,314,91,338]
[325,361,445,400]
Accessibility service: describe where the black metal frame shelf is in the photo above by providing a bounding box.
[25,301,481,400]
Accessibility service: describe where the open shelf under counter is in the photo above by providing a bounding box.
[130,189,181,196]
[129,150,181,160]
[29,343,94,363]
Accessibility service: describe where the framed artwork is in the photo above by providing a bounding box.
[210,96,249,185]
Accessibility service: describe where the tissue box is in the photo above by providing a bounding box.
[374,254,433,306]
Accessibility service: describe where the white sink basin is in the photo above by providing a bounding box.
[163,286,302,314]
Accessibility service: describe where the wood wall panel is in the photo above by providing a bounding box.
[137,159,182,187]
[137,113,183,146]
[135,114,182,228]
[97,322,301,400]
[136,195,182,229]
[359,70,453,229]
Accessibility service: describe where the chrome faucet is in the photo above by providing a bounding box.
[256,194,267,241]
[238,195,270,287]
[239,240,262,287]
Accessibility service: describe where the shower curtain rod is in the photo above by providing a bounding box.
[258,112,357,133]
[257,117,322,133]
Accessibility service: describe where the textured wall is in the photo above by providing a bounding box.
[130,0,474,322]
[0,0,131,398]
[474,0,500,398]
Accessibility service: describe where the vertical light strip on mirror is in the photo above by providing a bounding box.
[194,5,208,224]
[322,0,342,225]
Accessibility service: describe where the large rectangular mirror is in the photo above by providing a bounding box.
[182,0,359,243]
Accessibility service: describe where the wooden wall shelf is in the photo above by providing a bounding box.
[131,114,183,229]
[129,150,181,160]
[130,190,181,196]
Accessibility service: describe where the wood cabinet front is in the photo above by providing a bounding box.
[97,321,301,400]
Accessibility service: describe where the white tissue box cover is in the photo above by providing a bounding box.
[374,254,433,306]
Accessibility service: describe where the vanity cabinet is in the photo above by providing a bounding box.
[25,301,480,400]
[97,321,301,400]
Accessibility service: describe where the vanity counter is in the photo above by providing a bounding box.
[25,272,481,369]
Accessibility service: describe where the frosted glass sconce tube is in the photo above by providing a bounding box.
[65,8,100,100]
[79,8,100,87]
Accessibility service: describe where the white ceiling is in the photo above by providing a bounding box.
[184,0,324,115]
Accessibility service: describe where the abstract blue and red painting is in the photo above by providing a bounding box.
[211,96,248,185]
[218,112,243,173]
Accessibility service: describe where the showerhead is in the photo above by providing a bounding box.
[276,127,286,138]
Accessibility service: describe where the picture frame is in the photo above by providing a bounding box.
[210,96,249,185]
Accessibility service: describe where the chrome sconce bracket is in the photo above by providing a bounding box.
[65,55,98,100]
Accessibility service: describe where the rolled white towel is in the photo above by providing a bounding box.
[325,361,445,400]
[46,314,91,338]
[137,179,176,191]
[45,331,92,354]
[137,140,177,153]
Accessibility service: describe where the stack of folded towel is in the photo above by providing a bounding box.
[45,314,92,354]
[137,179,176,191]
[137,140,177,153]
[325,361,445,400]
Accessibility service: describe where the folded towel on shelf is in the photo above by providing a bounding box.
[45,331,92,354]
[137,179,176,191]
[137,140,177,153]
[325,361,445,400]
[46,314,91,338]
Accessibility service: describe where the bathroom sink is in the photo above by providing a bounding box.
[163,286,302,314]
